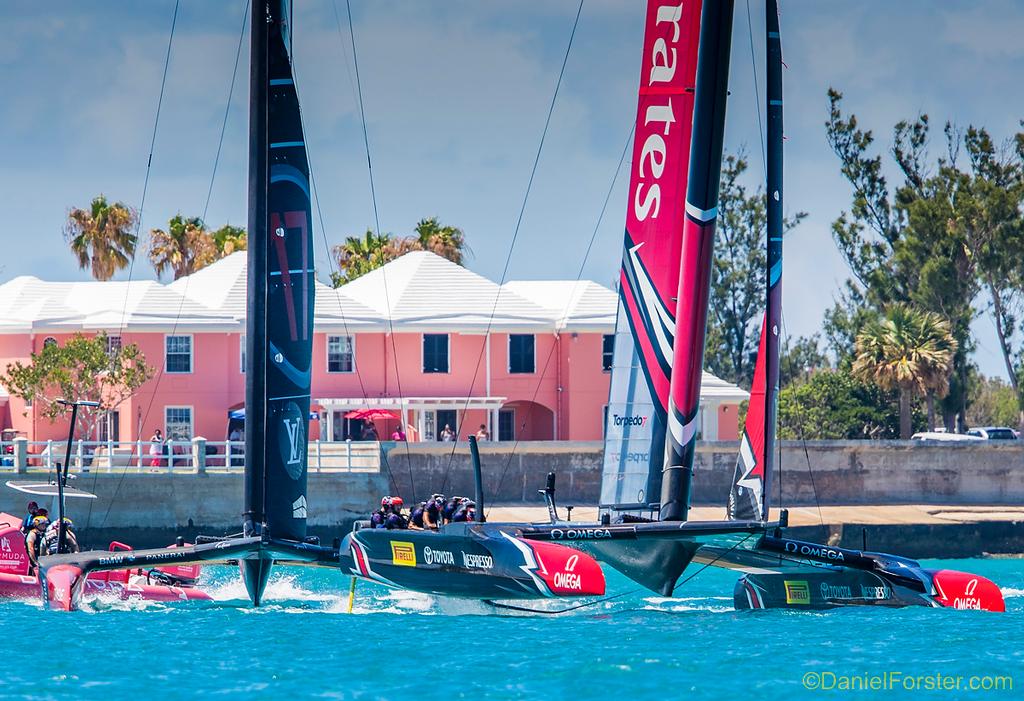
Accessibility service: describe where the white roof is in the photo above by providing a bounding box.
[0,275,236,332]
[700,371,749,401]
[501,280,617,331]
[337,251,557,331]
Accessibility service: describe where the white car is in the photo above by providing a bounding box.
[910,431,984,442]
[966,426,1019,440]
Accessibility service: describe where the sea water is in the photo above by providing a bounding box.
[1,558,1021,700]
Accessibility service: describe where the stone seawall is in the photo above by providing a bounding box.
[0,471,389,549]
[384,440,1024,506]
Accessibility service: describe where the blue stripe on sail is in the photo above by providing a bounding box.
[270,164,311,199]
[769,260,782,285]
[769,100,783,106]
[270,141,304,149]
[270,78,294,85]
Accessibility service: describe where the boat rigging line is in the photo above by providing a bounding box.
[438,0,586,493]
[90,0,184,531]
[745,0,767,180]
[343,0,417,501]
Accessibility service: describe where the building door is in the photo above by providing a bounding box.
[436,410,457,440]
[498,409,515,441]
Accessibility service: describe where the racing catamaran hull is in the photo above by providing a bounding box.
[342,524,605,600]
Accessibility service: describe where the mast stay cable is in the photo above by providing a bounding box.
[438,0,586,495]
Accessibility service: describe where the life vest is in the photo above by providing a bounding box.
[43,524,76,555]
[410,504,426,528]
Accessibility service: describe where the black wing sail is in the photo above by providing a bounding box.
[245,0,314,543]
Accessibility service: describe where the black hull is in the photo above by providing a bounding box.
[342,524,605,600]
[735,567,930,610]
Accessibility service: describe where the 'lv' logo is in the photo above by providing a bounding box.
[284,418,303,465]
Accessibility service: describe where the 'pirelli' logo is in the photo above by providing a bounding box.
[784,580,810,605]
[390,541,417,567]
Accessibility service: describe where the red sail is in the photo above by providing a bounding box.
[601,0,702,512]
[728,318,766,520]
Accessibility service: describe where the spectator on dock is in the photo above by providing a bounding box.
[228,427,243,467]
[390,427,406,441]
[149,429,164,468]
[475,425,489,441]
[440,424,455,442]
[361,423,379,441]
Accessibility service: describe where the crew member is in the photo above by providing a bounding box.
[371,497,392,529]
[21,501,39,534]
[452,499,476,523]
[408,501,427,529]
[441,496,465,524]
[384,497,408,530]
[43,518,80,556]
[25,516,49,575]
[423,494,444,529]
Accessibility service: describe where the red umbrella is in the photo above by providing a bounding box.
[343,408,399,421]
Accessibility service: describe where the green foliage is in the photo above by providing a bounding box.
[211,224,247,255]
[706,153,806,387]
[0,333,154,435]
[966,375,1020,429]
[779,333,830,388]
[150,216,246,280]
[331,217,468,287]
[64,195,138,281]
[777,367,921,440]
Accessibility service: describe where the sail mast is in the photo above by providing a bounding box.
[762,0,783,521]
[244,0,270,537]
[598,0,702,517]
[660,0,735,522]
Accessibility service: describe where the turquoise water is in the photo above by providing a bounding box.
[1,559,1021,700]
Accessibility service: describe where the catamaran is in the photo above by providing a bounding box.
[36,0,605,611]
[511,0,1004,612]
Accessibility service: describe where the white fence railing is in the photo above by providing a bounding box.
[0,438,382,474]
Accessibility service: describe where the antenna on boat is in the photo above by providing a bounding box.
[55,399,100,554]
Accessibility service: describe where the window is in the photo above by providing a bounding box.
[97,411,120,443]
[240,334,246,374]
[43,337,57,349]
[508,334,535,374]
[602,334,614,372]
[423,334,449,373]
[105,334,122,357]
[327,335,355,373]
[165,406,193,441]
[165,335,192,373]
[498,409,515,441]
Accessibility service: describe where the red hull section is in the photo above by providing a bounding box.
[521,539,605,597]
[929,569,1005,612]
[0,514,211,609]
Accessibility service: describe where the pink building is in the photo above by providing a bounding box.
[0,252,746,445]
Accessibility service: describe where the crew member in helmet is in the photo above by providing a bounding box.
[43,517,80,556]
[408,501,427,530]
[21,501,39,534]
[384,497,408,530]
[423,494,444,530]
[452,499,476,523]
[441,496,465,524]
[371,497,392,529]
[25,515,49,575]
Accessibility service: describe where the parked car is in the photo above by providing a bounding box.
[966,426,1019,440]
[910,431,984,442]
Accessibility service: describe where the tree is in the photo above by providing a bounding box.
[851,304,957,438]
[331,217,469,287]
[825,90,978,428]
[777,367,912,440]
[966,375,1020,429]
[779,334,830,388]
[211,224,247,255]
[706,153,805,387]
[149,214,218,280]
[64,195,138,281]
[0,333,154,438]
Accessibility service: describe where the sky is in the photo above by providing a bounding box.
[1,0,1022,380]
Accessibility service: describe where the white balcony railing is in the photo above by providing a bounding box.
[0,438,381,474]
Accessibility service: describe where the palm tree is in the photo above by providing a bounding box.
[411,216,469,265]
[331,230,394,286]
[149,215,218,280]
[211,224,247,255]
[64,195,138,281]
[852,304,958,438]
